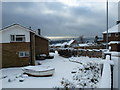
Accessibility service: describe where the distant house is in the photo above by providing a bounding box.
[0,24,49,68]
[52,39,78,49]
[102,23,120,52]
[102,23,120,42]
[67,39,78,48]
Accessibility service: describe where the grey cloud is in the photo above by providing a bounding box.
[2,2,118,38]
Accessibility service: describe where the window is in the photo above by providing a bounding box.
[11,35,15,41]
[115,33,119,37]
[16,35,25,42]
[108,34,111,37]
[10,35,25,42]
[19,51,29,57]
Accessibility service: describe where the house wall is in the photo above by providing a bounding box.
[0,25,30,43]
[103,33,120,42]
[1,42,31,68]
[110,44,120,52]
[35,35,49,56]
[0,25,49,67]
[0,25,35,68]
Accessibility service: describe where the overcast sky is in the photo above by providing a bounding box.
[2,0,119,39]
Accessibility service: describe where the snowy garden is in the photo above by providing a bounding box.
[1,51,119,88]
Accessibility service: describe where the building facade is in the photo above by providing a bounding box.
[0,24,49,68]
[102,23,120,52]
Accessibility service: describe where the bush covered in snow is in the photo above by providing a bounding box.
[61,61,101,88]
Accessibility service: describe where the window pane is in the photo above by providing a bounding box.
[115,33,119,37]
[11,35,15,41]
[108,34,111,37]
[16,37,23,41]
[16,35,25,42]
[19,52,24,57]
[19,51,29,57]
[25,52,29,56]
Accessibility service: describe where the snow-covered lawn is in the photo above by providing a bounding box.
[2,52,82,88]
[1,51,118,88]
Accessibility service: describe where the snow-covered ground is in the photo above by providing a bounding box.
[1,51,119,88]
[2,52,82,88]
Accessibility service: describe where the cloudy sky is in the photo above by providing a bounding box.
[2,0,119,39]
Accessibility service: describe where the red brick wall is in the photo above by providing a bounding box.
[35,35,49,56]
[110,44,120,52]
[1,42,31,68]
[103,33,120,42]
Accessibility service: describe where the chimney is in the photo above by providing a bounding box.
[38,29,41,35]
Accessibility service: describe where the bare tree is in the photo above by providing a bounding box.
[78,35,84,44]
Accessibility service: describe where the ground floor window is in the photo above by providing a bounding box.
[19,51,29,57]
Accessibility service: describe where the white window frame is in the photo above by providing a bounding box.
[19,51,29,57]
[10,35,25,42]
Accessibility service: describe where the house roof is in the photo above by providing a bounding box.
[102,23,120,34]
[0,24,35,33]
[108,41,120,45]
[67,40,75,45]
[35,34,49,41]
[53,40,76,47]
[0,24,49,41]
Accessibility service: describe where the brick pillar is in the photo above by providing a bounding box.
[30,32,35,65]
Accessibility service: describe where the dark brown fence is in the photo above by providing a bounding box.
[58,48,103,58]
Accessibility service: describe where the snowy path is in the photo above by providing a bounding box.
[2,52,80,88]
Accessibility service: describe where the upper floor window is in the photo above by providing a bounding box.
[115,33,119,37]
[10,35,25,42]
[108,33,111,37]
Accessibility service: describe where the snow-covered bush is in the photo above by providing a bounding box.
[60,78,76,89]
[18,77,25,82]
[61,61,101,88]
[22,74,28,78]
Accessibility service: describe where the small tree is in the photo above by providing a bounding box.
[94,36,99,43]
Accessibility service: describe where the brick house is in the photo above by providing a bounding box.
[0,24,49,68]
[102,23,120,42]
[102,23,120,52]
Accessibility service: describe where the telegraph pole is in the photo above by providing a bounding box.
[106,0,109,49]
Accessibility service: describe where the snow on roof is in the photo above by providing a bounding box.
[108,41,120,45]
[0,24,49,40]
[103,23,120,34]
[35,34,49,41]
[78,43,89,47]
[67,40,75,45]
[54,40,75,47]
[0,24,35,33]
[54,43,63,47]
